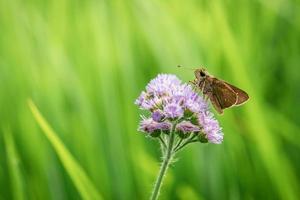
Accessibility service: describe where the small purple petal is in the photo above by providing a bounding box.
[146,74,181,94]
[176,121,200,133]
[207,132,223,144]
[139,117,171,133]
[158,121,172,131]
[198,112,223,144]
[135,92,163,110]
[139,118,158,133]
[135,91,147,106]
[164,102,184,119]
[152,110,165,122]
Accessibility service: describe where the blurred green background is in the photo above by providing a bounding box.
[1,0,300,199]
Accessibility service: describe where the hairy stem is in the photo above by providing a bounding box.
[173,138,183,152]
[158,135,167,149]
[150,122,177,200]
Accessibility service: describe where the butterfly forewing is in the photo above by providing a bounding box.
[224,82,249,105]
[212,79,238,109]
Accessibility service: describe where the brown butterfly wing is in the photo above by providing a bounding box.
[209,94,224,114]
[224,82,249,105]
[212,79,238,109]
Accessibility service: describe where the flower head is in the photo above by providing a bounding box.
[146,74,181,96]
[164,102,184,119]
[198,112,223,144]
[135,74,223,144]
[176,121,200,138]
[176,121,200,133]
[151,110,165,122]
[139,117,171,137]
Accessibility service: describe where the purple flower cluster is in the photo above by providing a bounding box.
[135,74,223,144]
[139,117,171,134]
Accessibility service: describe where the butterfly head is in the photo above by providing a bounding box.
[194,68,208,81]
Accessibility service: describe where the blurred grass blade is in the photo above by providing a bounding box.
[28,100,103,200]
[4,129,26,200]
[177,185,202,200]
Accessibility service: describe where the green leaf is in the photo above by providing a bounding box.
[28,100,103,200]
[4,129,26,200]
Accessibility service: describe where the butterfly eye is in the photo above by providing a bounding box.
[200,71,206,77]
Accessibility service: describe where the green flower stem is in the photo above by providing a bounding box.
[150,122,177,200]
[173,133,198,153]
[173,138,183,152]
[174,139,198,153]
[158,136,167,149]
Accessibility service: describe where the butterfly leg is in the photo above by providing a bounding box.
[189,79,197,85]
[204,94,210,102]
[189,80,200,91]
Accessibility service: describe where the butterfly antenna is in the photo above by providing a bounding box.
[177,65,197,71]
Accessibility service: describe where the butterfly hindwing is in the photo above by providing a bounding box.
[209,94,224,114]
